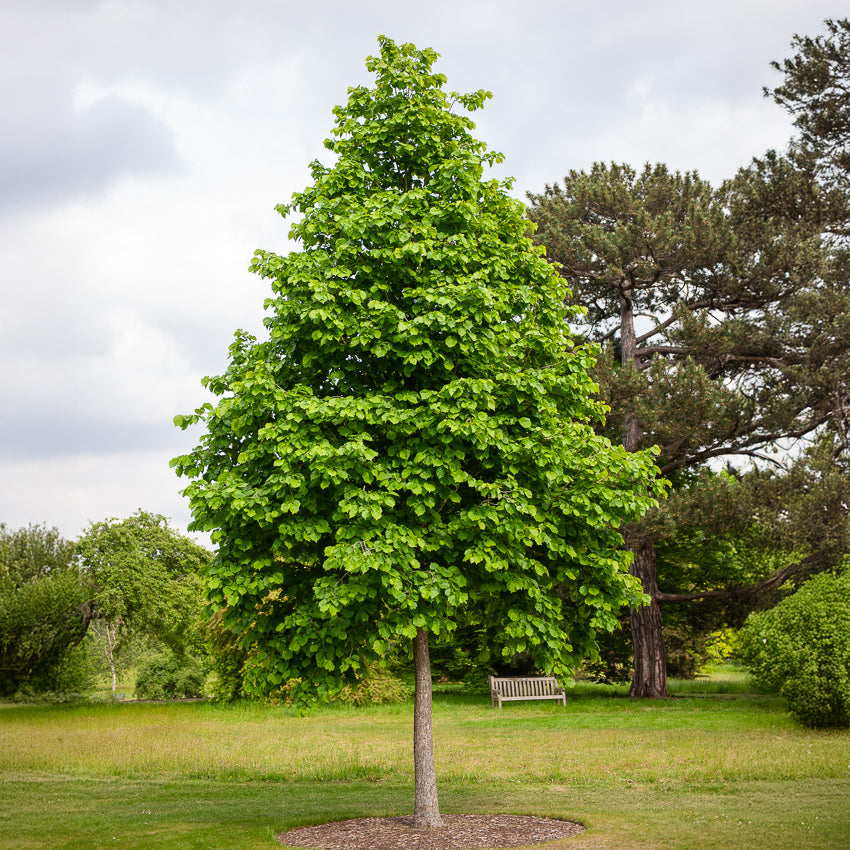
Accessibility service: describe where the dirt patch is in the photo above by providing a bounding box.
[279,813,585,849]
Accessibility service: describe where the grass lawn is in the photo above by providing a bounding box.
[1,669,849,849]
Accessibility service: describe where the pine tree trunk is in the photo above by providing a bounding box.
[619,287,642,455]
[413,627,443,829]
[619,286,668,698]
[626,532,669,698]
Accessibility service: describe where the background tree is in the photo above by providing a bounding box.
[173,37,662,828]
[742,434,850,581]
[76,510,210,692]
[0,524,90,696]
[528,144,848,696]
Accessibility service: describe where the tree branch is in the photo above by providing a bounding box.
[634,299,714,344]
[635,344,689,360]
[657,559,807,604]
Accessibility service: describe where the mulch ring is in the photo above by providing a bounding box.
[278,813,585,849]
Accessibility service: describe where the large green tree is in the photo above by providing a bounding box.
[173,37,661,827]
[528,18,850,698]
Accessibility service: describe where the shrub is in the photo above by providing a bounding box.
[740,568,850,728]
[0,525,89,697]
[9,642,96,704]
[134,650,205,700]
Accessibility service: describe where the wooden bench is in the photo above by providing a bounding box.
[489,675,566,708]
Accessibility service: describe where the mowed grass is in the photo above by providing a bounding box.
[2,671,849,849]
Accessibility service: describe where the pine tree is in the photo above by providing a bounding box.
[529,144,848,696]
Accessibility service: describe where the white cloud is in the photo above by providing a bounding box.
[0,449,201,542]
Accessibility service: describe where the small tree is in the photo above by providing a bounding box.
[76,511,210,691]
[173,37,661,827]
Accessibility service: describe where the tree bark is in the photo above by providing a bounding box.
[413,627,443,829]
[105,622,118,693]
[620,287,669,698]
[619,287,642,455]
[626,532,669,698]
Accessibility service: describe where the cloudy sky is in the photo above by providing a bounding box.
[0,0,843,543]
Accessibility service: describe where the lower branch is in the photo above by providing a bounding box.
[656,560,807,604]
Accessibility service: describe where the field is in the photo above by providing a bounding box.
[1,669,849,849]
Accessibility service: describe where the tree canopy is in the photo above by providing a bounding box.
[173,36,662,826]
[768,17,850,200]
[76,510,210,655]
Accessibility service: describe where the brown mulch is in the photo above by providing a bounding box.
[278,814,585,849]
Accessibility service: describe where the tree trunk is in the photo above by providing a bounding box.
[619,286,669,698]
[619,286,642,455]
[106,622,118,693]
[627,532,669,698]
[413,627,443,829]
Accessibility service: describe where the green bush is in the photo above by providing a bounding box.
[29,642,96,694]
[9,644,95,704]
[0,524,90,697]
[134,651,205,700]
[740,569,850,728]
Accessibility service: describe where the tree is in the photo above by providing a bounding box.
[173,37,662,827]
[0,524,90,696]
[76,510,210,691]
[528,148,848,697]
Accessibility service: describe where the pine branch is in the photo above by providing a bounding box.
[633,299,714,344]
[635,344,689,361]
[658,415,830,475]
[657,559,807,604]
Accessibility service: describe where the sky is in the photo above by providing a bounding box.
[0,0,844,544]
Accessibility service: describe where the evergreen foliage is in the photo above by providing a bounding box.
[768,17,850,198]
